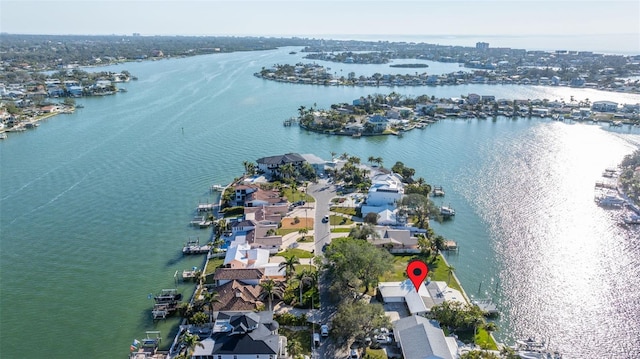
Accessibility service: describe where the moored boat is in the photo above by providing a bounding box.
[440,205,455,217]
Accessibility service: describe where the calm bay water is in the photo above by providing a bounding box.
[2,47,640,358]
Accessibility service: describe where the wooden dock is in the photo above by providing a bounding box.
[182,237,211,255]
[190,215,212,228]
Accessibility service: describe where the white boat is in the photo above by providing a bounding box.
[440,205,455,217]
[0,133,7,139]
[210,184,225,192]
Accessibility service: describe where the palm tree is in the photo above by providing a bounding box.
[279,255,300,279]
[201,290,220,327]
[294,270,312,305]
[368,156,375,165]
[180,332,204,357]
[446,265,456,287]
[279,163,296,181]
[374,157,384,167]
[330,151,337,161]
[298,228,308,241]
[259,279,284,311]
[287,338,303,357]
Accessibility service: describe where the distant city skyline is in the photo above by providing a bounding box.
[2,0,639,53]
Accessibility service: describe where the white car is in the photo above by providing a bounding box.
[349,349,359,358]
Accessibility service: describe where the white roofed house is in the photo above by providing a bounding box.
[300,153,327,176]
[223,243,284,278]
[361,172,405,216]
[393,315,458,359]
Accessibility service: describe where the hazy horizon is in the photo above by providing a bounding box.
[2,0,638,52]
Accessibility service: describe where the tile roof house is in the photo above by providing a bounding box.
[244,204,288,222]
[212,268,265,286]
[191,311,286,359]
[393,315,458,359]
[211,280,263,312]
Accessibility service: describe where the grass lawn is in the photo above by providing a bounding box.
[330,227,352,233]
[379,253,463,294]
[278,248,315,259]
[204,257,224,276]
[295,264,316,273]
[282,188,315,203]
[330,206,357,216]
[277,228,304,236]
[475,328,498,350]
[279,327,312,355]
[329,215,353,226]
[363,348,388,359]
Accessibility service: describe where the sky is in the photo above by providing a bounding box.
[1,0,639,53]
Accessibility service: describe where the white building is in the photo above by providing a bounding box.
[361,172,405,216]
[394,315,458,359]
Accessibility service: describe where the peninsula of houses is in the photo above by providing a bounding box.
[0,69,133,136]
[289,92,640,138]
[131,152,538,359]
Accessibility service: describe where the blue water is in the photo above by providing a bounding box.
[2,46,640,358]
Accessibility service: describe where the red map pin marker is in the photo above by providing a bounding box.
[407,259,428,292]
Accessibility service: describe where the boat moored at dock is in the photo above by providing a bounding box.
[440,205,456,218]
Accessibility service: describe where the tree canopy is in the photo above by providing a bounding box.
[323,237,393,298]
[330,301,389,345]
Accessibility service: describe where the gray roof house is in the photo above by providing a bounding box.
[256,153,306,178]
[393,315,458,359]
[190,311,286,359]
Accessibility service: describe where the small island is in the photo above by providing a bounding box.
[390,63,429,68]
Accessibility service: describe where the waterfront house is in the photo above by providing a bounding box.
[217,281,262,311]
[366,114,389,133]
[592,101,619,112]
[378,280,466,315]
[234,185,258,205]
[224,243,270,269]
[212,268,265,286]
[210,280,264,312]
[393,315,457,359]
[256,153,306,178]
[369,226,419,253]
[244,204,288,223]
[247,223,283,253]
[364,172,405,207]
[300,153,327,176]
[190,311,287,359]
[223,243,284,277]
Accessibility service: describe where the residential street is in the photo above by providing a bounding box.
[307,179,348,359]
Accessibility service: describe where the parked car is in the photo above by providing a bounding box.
[322,215,329,223]
[320,324,329,337]
[376,334,392,344]
[313,333,320,347]
[349,349,359,358]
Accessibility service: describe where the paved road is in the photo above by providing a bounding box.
[308,179,347,359]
